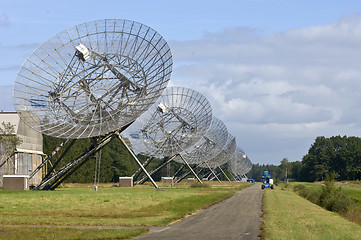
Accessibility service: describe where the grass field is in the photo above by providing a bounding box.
[0,182,249,239]
[288,181,361,206]
[262,187,361,240]
[0,226,147,240]
[342,186,361,203]
[289,182,361,198]
[290,181,361,225]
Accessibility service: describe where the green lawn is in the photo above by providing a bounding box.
[343,186,361,203]
[0,183,247,226]
[0,182,249,239]
[288,181,361,204]
[0,226,147,240]
[263,187,361,240]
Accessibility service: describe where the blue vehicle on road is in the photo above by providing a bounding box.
[261,171,274,189]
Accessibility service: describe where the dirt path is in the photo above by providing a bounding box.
[133,183,264,240]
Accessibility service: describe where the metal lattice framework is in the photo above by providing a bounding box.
[13,19,172,139]
[205,133,236,169]
[230,147,252,177]
[176,134,234,182]
[11,18,252,187]
[136,86,212,157]
[177,116,228,164]
[12,19,173,190]
[120,116,152,156]
[122,86,212,185]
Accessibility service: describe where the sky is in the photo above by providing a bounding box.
[2,0,361,165]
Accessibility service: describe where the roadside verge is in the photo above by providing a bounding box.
[262,187,361,240]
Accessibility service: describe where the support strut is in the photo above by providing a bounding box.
[115,133,161,190]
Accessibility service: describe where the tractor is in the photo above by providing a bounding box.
[261,171,274,189]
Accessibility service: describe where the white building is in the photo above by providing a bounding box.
[0,112,43,188]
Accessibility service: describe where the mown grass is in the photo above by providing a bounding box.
[291,181,361,225]
[292,181,361,205]
[0,183,249,240]
[262,187,361,240]
[343,186,361,203]
[0,183,248,226]
[0,182,249,239]
[0,226,147,240]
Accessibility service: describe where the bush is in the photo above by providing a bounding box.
[293,179,360,226]
[274,178,280,186]
[344,205,361,225]
[319,180,355,213]
[294,180,356,213]
[293,184,320,204]
[293,184,306,192]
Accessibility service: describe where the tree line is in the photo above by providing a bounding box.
[42,135,196,183]
[249,135,361,182]
[43,134,361,183]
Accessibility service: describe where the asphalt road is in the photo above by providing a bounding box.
[133,183,264,240]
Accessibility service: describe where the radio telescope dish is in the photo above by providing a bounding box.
[13,19,172,139]
[174,132,235,183]
[230,147,252,177]
[205,133,236,169]
[136,86,212,157]
[178,116,228,164]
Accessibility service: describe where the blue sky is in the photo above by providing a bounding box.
[1,1,359,42]
[2,0,361,165]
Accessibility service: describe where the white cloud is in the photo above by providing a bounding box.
[169,14,361,164]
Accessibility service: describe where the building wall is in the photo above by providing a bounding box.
[0,112,43,188]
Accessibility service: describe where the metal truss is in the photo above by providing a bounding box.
[14,19,172,139]
[178,117,229,165]
[140,86,213,157]
[123,86,213,184]
[34,123,160,190]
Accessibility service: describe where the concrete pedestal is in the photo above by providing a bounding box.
[119,177,133,187]
[187,178,196,183]
[3,175,29,190]
[161,177,174,187]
